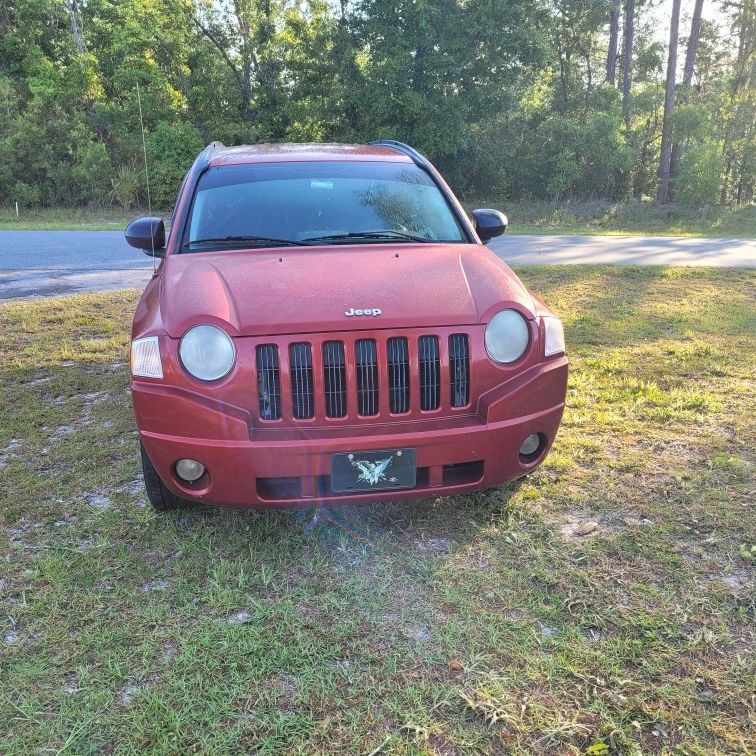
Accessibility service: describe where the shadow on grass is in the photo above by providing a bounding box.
[115,457,528,593]
[154,478,524,558]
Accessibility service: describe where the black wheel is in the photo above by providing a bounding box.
[140,442,185,511]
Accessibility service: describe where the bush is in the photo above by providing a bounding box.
[108,163,141,209]
[72,141,112,205]
[10,181,41,207]
[676,144,724,207]
[146,122,204,209]
[547,150,580,200]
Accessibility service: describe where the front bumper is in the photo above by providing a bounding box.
[135,356,567,508]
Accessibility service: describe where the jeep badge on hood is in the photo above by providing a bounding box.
[345,307,382,317]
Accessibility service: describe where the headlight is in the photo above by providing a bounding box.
[485,309,530,364]
[179,324,236,381]
[131,336,163,378]
[543,316,565,356]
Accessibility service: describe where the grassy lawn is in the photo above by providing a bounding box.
[2,201,754,237]
[0,207,165,232]
[463,200,756,238]
[1,267,754,754]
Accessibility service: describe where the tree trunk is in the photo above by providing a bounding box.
[606,0,621,85]
[338,0,360,132]
[621,0,635,125]
[657,0,682,203]
[65,0,85,55]
[191,14,253,121]
[669,0,704,192]
[725,0,755,204]
[681,0,705,93]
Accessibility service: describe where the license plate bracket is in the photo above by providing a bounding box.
[331,448,417,493]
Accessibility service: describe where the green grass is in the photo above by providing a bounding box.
[3,201,754,237]
[463,199,756,238]
[1,267,755,754]
[0,206,167,232]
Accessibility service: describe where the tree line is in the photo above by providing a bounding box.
[0,0,753,209]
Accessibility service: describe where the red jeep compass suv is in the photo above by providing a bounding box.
[125,141,567,511]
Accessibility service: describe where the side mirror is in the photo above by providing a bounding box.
[471,209,508,242]
[125,216,166,257]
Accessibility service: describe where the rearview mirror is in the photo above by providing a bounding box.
[471,209,508,242]
[125,216,166,257]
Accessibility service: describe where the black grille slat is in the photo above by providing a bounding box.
[387,337,410,414]
[419,336,440,411]
[449,334,470,407]
[323,341,347,418]
[256,345,281,420]
[356,339,379,416]
[290,343,314,419]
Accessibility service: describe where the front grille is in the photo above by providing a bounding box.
[355,339,379,416]
[449,334,470,407]
[419,335,441,411]
[256,345,281,420]
[323,341,347,418]
[290,343,314,419]
[387,337,410,414]
[254,331,471,422]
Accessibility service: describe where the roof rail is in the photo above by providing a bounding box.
[197,141,225,170]
[368,139,429,169]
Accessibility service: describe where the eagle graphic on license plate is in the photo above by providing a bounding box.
[330,448,417,492]
[351,455,394,486]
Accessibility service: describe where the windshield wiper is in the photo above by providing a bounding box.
[300,230,434,244]
[183,235,310,250]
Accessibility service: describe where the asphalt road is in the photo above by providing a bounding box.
[0,231,155,300]
[1,230,753,300]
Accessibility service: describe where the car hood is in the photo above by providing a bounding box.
[158,243,535,338]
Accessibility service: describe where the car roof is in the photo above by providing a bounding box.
[208,142,413,166]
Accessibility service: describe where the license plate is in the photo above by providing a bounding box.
[331,448,417,493]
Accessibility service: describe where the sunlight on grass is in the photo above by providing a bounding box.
[464,200,756,238]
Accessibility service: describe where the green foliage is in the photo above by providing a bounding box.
[547,150,581,200]
[0,0,752,208]
[676,145,724,207]
[146,122,204,208]
[108,164,141,210]
[73,142,112,205]
[353,0,545,169]
[671,103,710,143]
[584,743,610,756]
[8,181,41,207]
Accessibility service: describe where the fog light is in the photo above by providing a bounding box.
[176,458,205,482]
[519,434,541,457]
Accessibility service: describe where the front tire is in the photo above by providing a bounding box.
[140,442,185,511]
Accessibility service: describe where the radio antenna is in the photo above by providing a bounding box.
[136,81,156,274]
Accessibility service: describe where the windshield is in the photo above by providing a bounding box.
[182,161,465,251]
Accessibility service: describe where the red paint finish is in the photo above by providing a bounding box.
[157,245,535,338]
[130,143,568,509]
